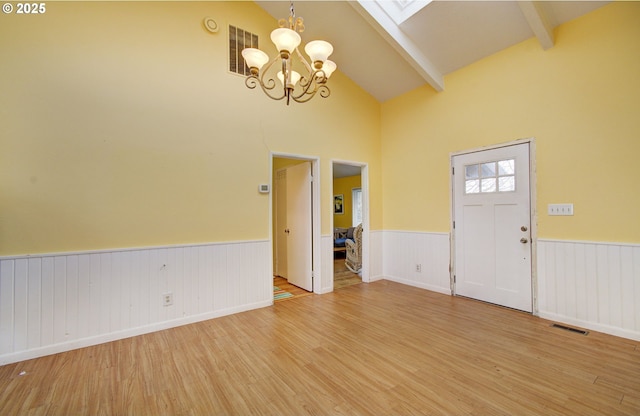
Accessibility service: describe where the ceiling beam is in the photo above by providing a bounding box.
[518,1,555,50]
[350,0,444,92]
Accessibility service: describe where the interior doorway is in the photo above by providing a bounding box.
[272,155,320,301]
[332,161,369,290]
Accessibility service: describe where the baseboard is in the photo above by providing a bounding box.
[368,274,385,283]
[538,311,640,342]
[384,275,451,296]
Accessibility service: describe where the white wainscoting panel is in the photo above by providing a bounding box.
[0,240,272,364]
[369,230,383,281]
[538,239,640,341]
[320,235,334,294]
[382,231,451,294]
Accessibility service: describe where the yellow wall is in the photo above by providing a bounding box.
[2,2,636,256]
[0,1,381,255]
[381,2,640,243]
[333,175,362,228]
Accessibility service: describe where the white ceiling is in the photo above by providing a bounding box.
[255,1,609,102]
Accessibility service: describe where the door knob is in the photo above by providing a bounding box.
[520,238,528,244]
[521,226,528,232]
[285,229,290,234]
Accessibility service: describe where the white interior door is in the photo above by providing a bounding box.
[453,143,532,312]
[285,162,313,291]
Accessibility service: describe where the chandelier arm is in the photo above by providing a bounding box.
[294,48,313,75]
[291,82,331,103]
[259,55,282,91]
[290,90,317,103]
[315,69,328,85]
[291,84,330,103]
[245,74,287,101]
[244,75,260,90]
[292,68,327,98]
[297,77,311,90]
[245,55,288,101]
[314,86,330,101]
[299,80,317,98]
[261,80,287,101]
[317,84,330,99]
[263,54,279,70]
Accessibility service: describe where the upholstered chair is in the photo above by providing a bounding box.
[345,223,363,273]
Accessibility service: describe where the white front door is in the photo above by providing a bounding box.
[285,162,313,291]
[453,142,532,312]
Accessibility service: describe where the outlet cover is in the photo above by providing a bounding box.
[162,292,173,306]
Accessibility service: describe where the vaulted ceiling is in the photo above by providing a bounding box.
[255,1,609,102]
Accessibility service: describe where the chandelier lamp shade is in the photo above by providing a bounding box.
[241,2,336,105]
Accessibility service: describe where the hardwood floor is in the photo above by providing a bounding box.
[273,276,313,301]
[1,280,638,415]
[333,257,362,289]
[273,258,360,302]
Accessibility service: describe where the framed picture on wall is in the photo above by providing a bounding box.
[334,194,344,214]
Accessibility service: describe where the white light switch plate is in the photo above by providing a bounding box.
[548,204,574,216]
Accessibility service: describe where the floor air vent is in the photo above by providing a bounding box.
[551,323,589,335]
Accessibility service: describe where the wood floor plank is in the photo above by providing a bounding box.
[1,280,639,415]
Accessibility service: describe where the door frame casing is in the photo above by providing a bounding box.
[449,138,538,315]
[270,152,322,294]
[331,160,370,289]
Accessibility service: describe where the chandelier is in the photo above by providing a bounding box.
[241,2,337,105]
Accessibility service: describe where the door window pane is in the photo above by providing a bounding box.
[481,178,496,193]
[498,159,515,175]
[464,158,516,194]
[466,179,480,194]
[481,163,495,177]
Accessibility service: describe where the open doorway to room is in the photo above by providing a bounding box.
[332,162,367,289]
[272,155,318,302]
